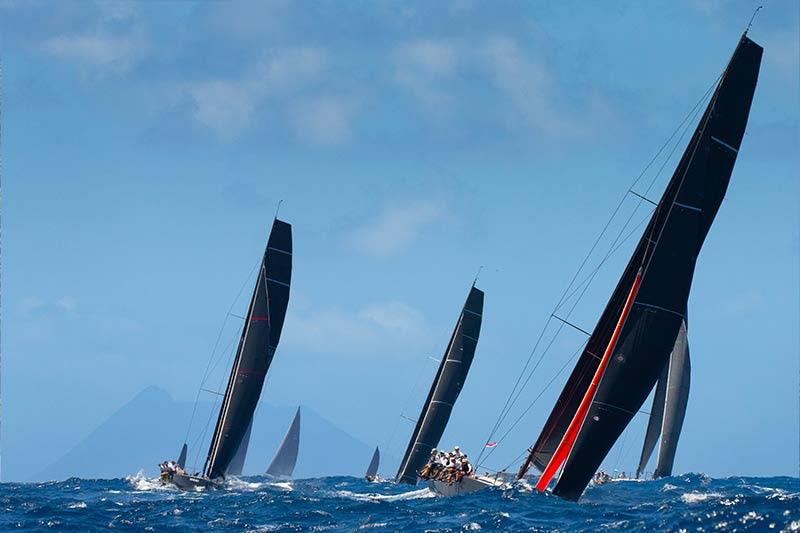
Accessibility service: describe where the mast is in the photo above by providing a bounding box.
[203,219,292,479]
[265,407,301,477]
[521,34,762,500]
[396,285,484,484]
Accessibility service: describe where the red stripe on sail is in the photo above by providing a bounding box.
[535,269,643,492]
[250,316,269,321]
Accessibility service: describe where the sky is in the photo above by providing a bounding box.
[0,0,797,482]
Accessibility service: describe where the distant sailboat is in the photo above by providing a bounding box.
[226,421,252,477]
[176,443,188,470]
[516,33,762,501]
[396,284,484,485]
[266,407,301,478]
[160,218,292,490]
[636,321,691,479]
[365,446,380,481]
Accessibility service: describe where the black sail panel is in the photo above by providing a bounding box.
[204,219,293,479]
[396,286,484,484]
[654,321,691,478]
[266,407,301,477]
[550,36,762,501]
[365,446,380,479]
[636,363,668,478]
[227,419,252,476]
[177,443,188,470]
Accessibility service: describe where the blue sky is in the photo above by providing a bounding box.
[0,0,797,481]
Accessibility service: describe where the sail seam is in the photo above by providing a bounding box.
[431,400,454,407]
[463,309,482,318]
[674,201,702,212]
[462,333,478,342]
[633,302,686,318]
[711,136,739,153]
[267,277,290,288]
[267,247,291,255]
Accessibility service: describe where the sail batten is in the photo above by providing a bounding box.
[520,34,762,500]
[203,219,293,479]
[396,286,484,484]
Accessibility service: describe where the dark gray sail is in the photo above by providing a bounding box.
[176,443,188,470]
[203,219,292,479]
[636,320,690,478]
[636,362,668,478]
[654,321,691,478]
[396,286,484,484]
[266,407,301,477]
[227,420,252,476]
[365,446,380,480]
[543,35,761,501]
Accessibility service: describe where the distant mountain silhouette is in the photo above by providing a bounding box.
[35,386,397,481]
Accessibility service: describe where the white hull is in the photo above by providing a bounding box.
[428,474,507,496]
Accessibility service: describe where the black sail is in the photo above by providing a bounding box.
[266,407,301,477]
[365,446,380,479]
[176,443,188,470]
[654,320,691,478]
[544,36,761,501]
[227,420,252,476]
[636,362,668,478]
[203,219,292,479]
[396,286,484,484]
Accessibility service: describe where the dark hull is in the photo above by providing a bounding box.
[167,473,216,491]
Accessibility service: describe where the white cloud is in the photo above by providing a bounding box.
[290,96,353,146]
[394,39,458,108]
[346,200,446,258]
[284,301,427,356]
[20,295,77,316]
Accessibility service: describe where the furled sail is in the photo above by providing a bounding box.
[636,320,690,478]
[266,407,301,477]
[365,446,380,480]
[521,34,761,501]
[654,321,691,478]
[176,443,188,470]
[226,420,252,476]
[203,219,293,479]
[396,285,484,484]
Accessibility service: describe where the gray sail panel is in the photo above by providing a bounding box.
[396,286,484,484]
[636,364,668,478]
[227,419,252,476]
[365,446,380,479]
[654,321,690,478]
[177,443,188,470]
[204,219,293,479]
[266,407,301,477]
[550,35,762,501]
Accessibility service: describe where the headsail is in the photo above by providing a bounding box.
[654,321,691,478]
[365,446,380,480]
[636,320,690,478]
[396,285,484,484]
[176,443,188,470]
[522,34,762,501]
[227,420,252,476]
[266,407,301,477]
[203,219,293,479]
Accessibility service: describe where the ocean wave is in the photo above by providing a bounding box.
[333,487,435,502]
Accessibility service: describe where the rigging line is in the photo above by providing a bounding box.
[274,199,284,221]
[551,314,591,336]
[629,190,657,206]
[478,71,723,459]
[745,5,763,35]
[183,255,262,445]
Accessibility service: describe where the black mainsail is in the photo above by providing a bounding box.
[365,446,380,480]
[203,219,293,480]
[520,34,761,501]
[265,407,301,477]
[396,285,484,484]
[176,443,188,469]
[636,320,691,478]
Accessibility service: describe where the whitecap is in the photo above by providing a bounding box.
[680,491,723,504]
[125,471,173,492]
[67,501,87,509]
[224,477,267,491]
[334,488,435,502]
[463,522,481,530]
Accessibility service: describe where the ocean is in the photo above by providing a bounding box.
[1,473,797,532]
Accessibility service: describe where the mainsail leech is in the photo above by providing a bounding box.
[396,285,484,484]
[203,219,292,480]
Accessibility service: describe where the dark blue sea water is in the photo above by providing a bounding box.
[1,473,798,532]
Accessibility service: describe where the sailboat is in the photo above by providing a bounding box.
[514,32,762,501]
[365,446,380,481]
[161,218,292,490]
[395,284,502,494]
[265,407,301,478]
[635,320,690,479]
